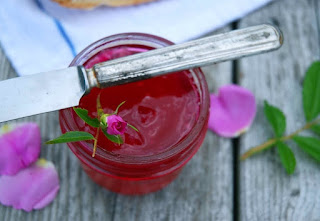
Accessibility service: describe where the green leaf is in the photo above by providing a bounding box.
[73,108,100,128]
[128,124,139,132]
[311,124,320,136]
[46,131,95,144]
[303,61,320,121]
[263,101,286,137]
[101,129,123,145]
[293,135,320,162]
[114,101,126,115]
[277,142,296,174]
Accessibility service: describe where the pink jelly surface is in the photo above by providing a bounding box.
[73,45,200,157]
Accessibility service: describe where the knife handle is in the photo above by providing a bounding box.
[86,24,283,88]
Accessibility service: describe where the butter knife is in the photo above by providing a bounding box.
[0,24,283,122]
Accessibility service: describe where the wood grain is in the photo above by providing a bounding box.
[2,0,320,220]
[0,28,234,220]
[238,0,320,220]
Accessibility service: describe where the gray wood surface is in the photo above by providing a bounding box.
[1,0,320,220]
[238,0,320,220]
[0,27,233,220]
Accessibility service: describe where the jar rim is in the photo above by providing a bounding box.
[61,33,210,165]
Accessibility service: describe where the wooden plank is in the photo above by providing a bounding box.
[238,0,320,220]
[0,27,234,220]
[0,45,117,221]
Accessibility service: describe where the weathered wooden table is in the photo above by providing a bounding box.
[1,0,319,220]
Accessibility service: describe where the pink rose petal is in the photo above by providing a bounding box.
[0,123,41,175]
[208,84,256,137]
[0,159,60,212]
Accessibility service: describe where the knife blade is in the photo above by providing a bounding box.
[0,66,89,122]
[0,24,283,122]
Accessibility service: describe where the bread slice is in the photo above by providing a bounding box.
[52,0,156,8]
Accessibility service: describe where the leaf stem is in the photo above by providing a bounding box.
[96,93,104,118]
[281,118,320,140]
[92,128,100,157]
[240,138,276,160]
[92,92,103,158]
[240,118,320,160]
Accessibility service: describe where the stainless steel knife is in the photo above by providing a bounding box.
[0,24,283,122]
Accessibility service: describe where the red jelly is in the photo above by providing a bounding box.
[59,33,210,195]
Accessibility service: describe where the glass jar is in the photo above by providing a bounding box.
[59,33,210,195]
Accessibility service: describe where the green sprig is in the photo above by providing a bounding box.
[46,97,139,157]
[241,61,320,174]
